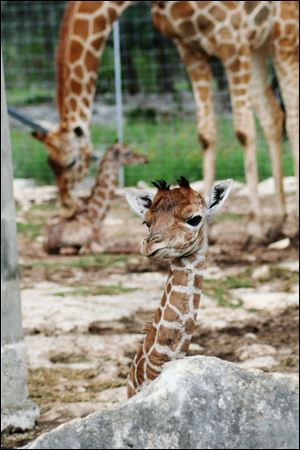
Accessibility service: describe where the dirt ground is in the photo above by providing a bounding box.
[2,179,299,449]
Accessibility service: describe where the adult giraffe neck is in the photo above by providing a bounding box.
[56,1,133,128]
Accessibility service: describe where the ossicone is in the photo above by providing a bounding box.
[177,176,190,189]
[152,179,170,191]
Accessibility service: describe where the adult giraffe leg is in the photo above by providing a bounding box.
[272,3,299,206]
[224,50,262,232]
[175,43,217,192]
[250,49,286,227]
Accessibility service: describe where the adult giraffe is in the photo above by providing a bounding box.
[34,1,299,231]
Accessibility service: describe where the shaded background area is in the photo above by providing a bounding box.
[1,0,292,186]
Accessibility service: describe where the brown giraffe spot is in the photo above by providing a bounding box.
[285,23,297,35]
[152,12,177,38]
[223,1,237,10]
[197,15,214,34]
[280,3,295,20]
[97,191,106,200]
[180,338,192,354]
[80,109,87,121]
[86,50,98,72]
[218,26,232,40]
[146,365,161,381]
[194,68,210,83]
[70,79,82,95]
[74,65,84,79]
[256,6,271,24]
[91,36,104,51]
[166,282,172,294]
[108,7,118,23]
[149,348,170,366]
[170,291,191,314]
[180,48,198,67]
[127,384,135,398]
[244,1,259,13]
[163,305,180,323]
[232,88,246,97]
[218,44,236,60]
[89,206,98,219]
[83,97,90,108]
[79,1,103,14]
[157,325,182,348]
[233,100,245,109]
[178,21,197,39]
[230,11,242,29]
[279,38,292,47]
[236,130,248,146]
[170,2,195,20]
[73,19,89,40]
[198,134,210,150]
[69,98,77,112]
[93,15,106,33]
[194,274,203,289]
[273,22,281,39]
[228,59,241,72]
[136,359,146,385]
[199,86,209,102]
[143,327,156,353]
[193,294,201,309]
[209,5,227,21]
[161,292,167,307]
[153,308,162,324]
[91,197,103,208]
[249,30,256,42]
[86,79,94,94]
[185,318,195,334]
[128,368,137,388]
[172,270,189,286]
[69,40,83,63]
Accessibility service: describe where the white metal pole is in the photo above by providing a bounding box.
[113,20,124,187]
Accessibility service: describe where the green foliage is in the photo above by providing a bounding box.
[10,115,293,186]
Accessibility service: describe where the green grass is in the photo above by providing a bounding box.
[10,115,293,186]
[204,276,254,308]
[17,222,42,240]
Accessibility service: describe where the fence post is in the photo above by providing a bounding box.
[1,48,39,431]
[113,20,125,187]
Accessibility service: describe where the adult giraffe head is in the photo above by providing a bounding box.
[32,122,93,217]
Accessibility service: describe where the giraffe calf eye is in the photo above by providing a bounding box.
[186,216,202,226]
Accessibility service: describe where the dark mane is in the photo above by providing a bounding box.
[152,179,170,191]
[177,176,190,189]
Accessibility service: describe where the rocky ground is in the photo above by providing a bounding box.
[2,177,299,449]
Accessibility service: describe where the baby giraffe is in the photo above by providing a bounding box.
[44,143,147,254]
[125,176,233,397]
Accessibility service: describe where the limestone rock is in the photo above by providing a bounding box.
[252,265,270,281]
[23,356,299,449]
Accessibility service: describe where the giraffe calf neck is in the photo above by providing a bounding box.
[127,252,205,397]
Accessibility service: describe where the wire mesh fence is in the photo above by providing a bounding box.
[1,1,293,187]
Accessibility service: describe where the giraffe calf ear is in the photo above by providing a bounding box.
[125,189,154,218]
[206,179,233,217]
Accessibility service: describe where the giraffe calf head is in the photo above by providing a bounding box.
[110,143,148,166]
[126,177,233,260]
